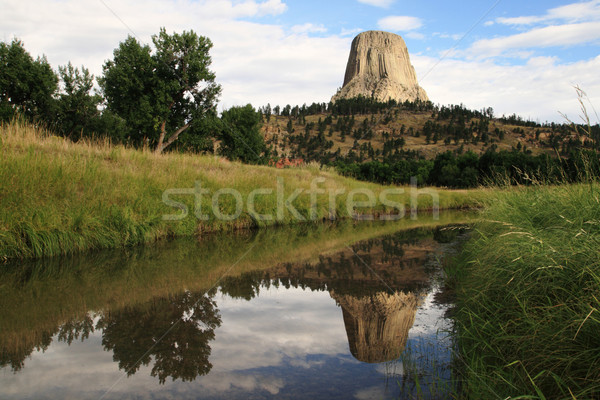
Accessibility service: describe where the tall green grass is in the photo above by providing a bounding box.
[448,183,600,398]
[0,120,489,260]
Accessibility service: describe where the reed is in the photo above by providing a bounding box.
[447,182,600,398]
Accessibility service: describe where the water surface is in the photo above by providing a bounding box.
[0,214,471,399]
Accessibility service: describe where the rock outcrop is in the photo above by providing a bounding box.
[332,30,428,104]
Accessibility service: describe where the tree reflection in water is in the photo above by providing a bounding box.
[0,290,222,383]
[58,314,95,345]
[0,330,53,372]
[97,290,221,384]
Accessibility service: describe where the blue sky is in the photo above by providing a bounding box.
[256,0,600,67]
[2,0,600,122]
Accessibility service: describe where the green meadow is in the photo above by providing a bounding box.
[0,120,488,260]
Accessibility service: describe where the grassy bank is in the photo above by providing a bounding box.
[448,183,600,398]
[0,120,489,259]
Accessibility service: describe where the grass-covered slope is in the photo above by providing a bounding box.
[0,120,488,259]
[448,183,600,399]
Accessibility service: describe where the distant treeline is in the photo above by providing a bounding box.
[262,95,598,134]
[333,148,600,188]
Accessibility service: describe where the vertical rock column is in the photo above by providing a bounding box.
[332,30,428,104]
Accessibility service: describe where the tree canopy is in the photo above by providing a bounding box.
[0,39,57,122]
[55,63,103,140]
[219,104,268,164]
[99,28,221,153]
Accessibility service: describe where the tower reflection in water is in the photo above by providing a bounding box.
[333,290,419,363]
[218,227,436,366]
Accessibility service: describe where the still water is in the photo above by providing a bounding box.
[0,214,472,399]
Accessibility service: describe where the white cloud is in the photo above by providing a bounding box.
[357,0,394,8]
[496,0,600,25]
[434,32,462,41]
[254,0,288,16]
[496,15,545,26]
[414,54,600,123]
[196,0,288,18]
[340,27,364,37]
[211,287,348,371]
[196,372,286,395]
[468,21,600,58]
[291,23,327,34]
[377,16,423,32]
[0,0,350,109]
[405,31,425,40]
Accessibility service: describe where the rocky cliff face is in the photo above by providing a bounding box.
[332,30,428,103]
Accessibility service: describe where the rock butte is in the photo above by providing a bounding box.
[332,30,428,104]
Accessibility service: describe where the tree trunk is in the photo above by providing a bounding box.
[155,99,180,154]
[155,122,191,154]
[156,120,167,154]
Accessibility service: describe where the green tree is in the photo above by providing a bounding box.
[98,37,155,146]
[219,104,267,163]
[0,39,57,122]
[286,118,294,133]
[55,62,102,140]
[175,112,221,153]
[99,28,221,153]
[263,103,272,122]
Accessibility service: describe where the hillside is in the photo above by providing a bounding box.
[260,100,590,163]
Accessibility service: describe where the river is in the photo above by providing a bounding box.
[0,212,473,399]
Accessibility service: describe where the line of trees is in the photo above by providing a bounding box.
[333,147,600,188]
[1,31,267,161]
[259,95,434,122]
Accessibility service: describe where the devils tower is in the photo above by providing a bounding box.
[332,30,428,103]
